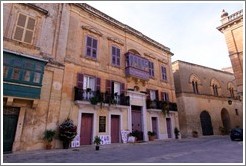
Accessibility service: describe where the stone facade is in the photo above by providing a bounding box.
[217,9,243,97]
[3,3,179,152]
[172,60,243,138]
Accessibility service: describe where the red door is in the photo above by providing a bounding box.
[166,118,172,138]
[111,115,120,143]
[151,117,158,139]
[132,110,142,132]
[131,106,143,140]
[80,113,93,145]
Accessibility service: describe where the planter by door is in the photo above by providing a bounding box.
[63,141,70,149]
[96,145,99,150]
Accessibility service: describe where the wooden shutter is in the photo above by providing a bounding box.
[120,83,125,95]
[106,80,111,94]
[96,77,101,91]
[161,92,164,101]
[77,73,84,89]
[146,89,150,100]
[155,90,159,101]
[24,17,35,43]
[14,14,27,41]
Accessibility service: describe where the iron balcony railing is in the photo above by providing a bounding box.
[74,87,130,106]
[146,99,178,111]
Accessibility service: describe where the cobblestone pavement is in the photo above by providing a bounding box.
[2,136,244,164]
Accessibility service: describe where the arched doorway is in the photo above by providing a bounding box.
[200,111,214,135]
[221,108,231,134]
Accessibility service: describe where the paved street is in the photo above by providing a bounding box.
[2,136,243,164]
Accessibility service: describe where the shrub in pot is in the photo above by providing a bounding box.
[58,118,77,149]
[43,129,56,149]
[148,131,156,141]
[93,136,102,150]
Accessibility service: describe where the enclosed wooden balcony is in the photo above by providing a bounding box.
[125,52,150,81]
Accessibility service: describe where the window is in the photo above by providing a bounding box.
[149,61,154,77]
[99,116,106,132]
[3,66,9,78]
[33,72,41,83]
[149,90,157,100]
[235,109,239,116]
[13,13,36,44]
[229,87,234,98]
[23,70,31,82]
[162,92,169,101]
[212,84,218,96]
[192,81,199,94]
[83,75,96,91]
[11,68,20,80]
[86,36,98,58]
[161,66,167,81]
[112,46,120,66]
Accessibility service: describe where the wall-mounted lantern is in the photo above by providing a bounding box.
[228,99,232,105]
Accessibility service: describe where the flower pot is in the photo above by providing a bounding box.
[46,143,52,150]
[148,135,155,141]
[95,145,99,150]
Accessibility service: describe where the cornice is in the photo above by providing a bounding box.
[73,3,173,54]
[24,3,49,15]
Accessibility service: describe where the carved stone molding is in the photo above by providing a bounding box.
[107,36,124,46]
[81,25,103,36]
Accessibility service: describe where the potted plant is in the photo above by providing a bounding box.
[93,136,102,150]
[43,129,56,149]
[58,118,77,149]
[219,126,226,135]
[148,131,156,141]
[174,127,180,139]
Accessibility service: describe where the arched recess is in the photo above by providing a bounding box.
[221,108,231,134]
[200,111,214,135]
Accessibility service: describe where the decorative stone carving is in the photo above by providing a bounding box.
[81,25,103,36]
[107,36,124,45]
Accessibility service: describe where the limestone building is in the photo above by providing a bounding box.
[217,9,243,98]
[172,60,242,138]
[3,3,179,152]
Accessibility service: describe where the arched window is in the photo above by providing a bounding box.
[212,84,218,96]
[210,78,220,96]
[189,74,201,94]
[228,82,235,98]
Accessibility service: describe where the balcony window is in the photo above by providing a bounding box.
[161,92,169,101]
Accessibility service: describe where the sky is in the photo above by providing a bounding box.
[86,1,244,70]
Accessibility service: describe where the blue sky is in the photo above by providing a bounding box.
[86,1,244,70]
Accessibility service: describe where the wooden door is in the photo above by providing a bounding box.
[200,111,214,135]
[3,107,19,153]
[151,117,158,139]
[80,113,93,145]
[166,118,172,138]
[131,106,143,140]
[111,115,120,143]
